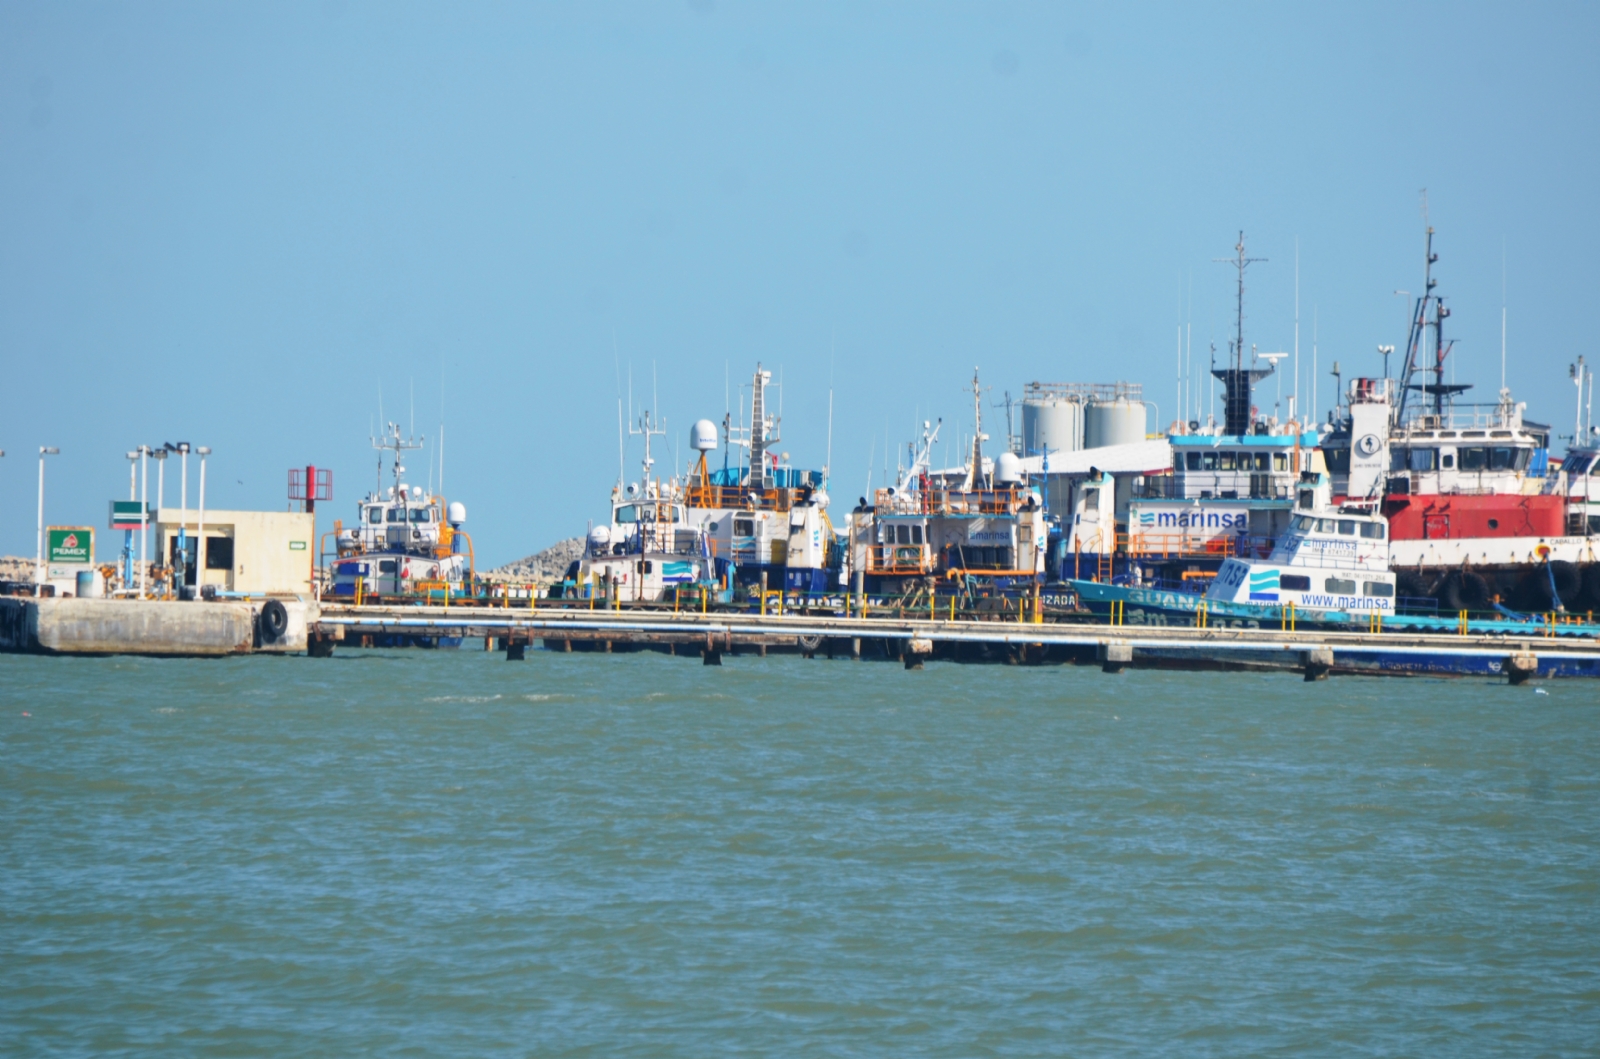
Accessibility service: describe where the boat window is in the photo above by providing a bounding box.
[379,559,397,573]
[1459,447,1487,471]
[1253,453,1270,471]
[1359,522,1386,540]
[1489,447,1516,471]
[409,508,433,523]
[1201,452,1218,471]
[1323,448,1351,474]
[1441,452,1455,469]
[366,506,383,524]
[1315,518,1337,533]
[1280,574,1311,591]
[1337,520,1356,535]
[734,518,755,536]
[386,508,407,523]
[1291,515,1314,531]
[1186,452,1202,471]
[1411,448,1438,471]
[1325,577,1357,594]
[615,505,638,524]
[911,525,924,545]
[1513,449,1530,472]
[1218,452,1236,471]
[1461,431,1486,438]
[1274,453,1288,472]
[672,506,685,521]
[1363,581,1395,598]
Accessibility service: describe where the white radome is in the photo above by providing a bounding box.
[691,419,719,452]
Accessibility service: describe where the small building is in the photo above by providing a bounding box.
[153,509,316,597]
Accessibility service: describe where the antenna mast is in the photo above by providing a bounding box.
[1210,232,1272,435]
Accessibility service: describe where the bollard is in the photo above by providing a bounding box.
[1302,647,1333,681]
[1505,652,1537,685]
[903,638,933,670]
[1099,641,1132,674]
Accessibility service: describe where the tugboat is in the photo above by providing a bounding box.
[326,425,475,644]
[847,371,1051,604]
[679,363,838,596]
[565,410,724,605]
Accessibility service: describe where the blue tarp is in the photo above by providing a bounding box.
[708,466,823,489]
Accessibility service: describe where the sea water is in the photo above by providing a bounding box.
[2,649,1596,1056]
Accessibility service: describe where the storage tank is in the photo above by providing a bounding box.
[1084,398,1147,448]
[1021,396,1083,456]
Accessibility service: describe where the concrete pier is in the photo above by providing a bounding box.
[1,597,314,656]
[302,603,1600,681]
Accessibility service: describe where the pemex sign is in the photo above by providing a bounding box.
[48,526,95,571]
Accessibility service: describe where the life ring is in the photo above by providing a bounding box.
[260,599,289,641]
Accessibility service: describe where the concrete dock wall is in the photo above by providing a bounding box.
[0,597,315,656]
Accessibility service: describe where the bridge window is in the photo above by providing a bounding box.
[1441,452,1455,469]
[734,518,754,537]
[365,506,383,524]
[1201,452,1218,471]
[1324,448,1351,474]
[1459,447,1487,471]
[386,508,406,523]
[1280,574,1311,591]
[1218,453,1236,471]
[409,508,433,523]
[1359,522,1386,539]
[1325,577,1357,594]
[1489,447,1516,471]
[379,560,397,573]
[1337,520,1356,535]
[1363,581,1394,597]
[1186,452,1202,471]
[1274,453,1289,472]
[1315,518,1337,533]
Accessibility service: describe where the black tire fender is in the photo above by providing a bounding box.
[260,599,289,641]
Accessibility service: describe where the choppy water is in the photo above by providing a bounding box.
[2,648,1597,1056]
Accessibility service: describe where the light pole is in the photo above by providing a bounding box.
[153,447,168,517]
[176,442,190,587]
[124,451,139,590]
[36,447,60,596]
[195,446,211,599]
[138,445,152,598]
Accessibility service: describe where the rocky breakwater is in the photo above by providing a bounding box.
[481,537,585,588]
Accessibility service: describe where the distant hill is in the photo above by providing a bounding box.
[483,537,585,584]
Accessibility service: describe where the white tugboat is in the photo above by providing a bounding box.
[1206,480,1396,613]
[328,424,473,602]
[572,411,721,604]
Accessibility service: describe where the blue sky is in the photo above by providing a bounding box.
[3,1,1597,565]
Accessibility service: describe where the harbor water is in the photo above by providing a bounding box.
[3,651,1597,1055]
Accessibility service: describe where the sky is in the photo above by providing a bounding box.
[3,1,1598,566]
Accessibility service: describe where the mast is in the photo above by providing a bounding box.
[1210,232,1272,435]
[747,364,776,491]
[965,367,988,489]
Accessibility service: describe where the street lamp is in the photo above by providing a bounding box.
[124,451,139,591]
[36,446,60,596]
[195,446,211,599]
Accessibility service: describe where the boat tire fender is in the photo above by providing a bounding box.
[260,599,290,642]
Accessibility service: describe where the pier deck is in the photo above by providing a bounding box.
[310,603,1600,680]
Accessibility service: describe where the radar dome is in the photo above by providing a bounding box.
[690,419,718,452]
[447,502,467,526]
[995,451,1024,485]
[588,525,612,549]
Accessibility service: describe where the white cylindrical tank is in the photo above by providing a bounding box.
[1085,398,1147,448]
[691,419,718,451]
[447,501,467,526]
[1022,397,1083,456]
[994,451,1024,485]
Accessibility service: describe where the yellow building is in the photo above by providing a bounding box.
[153,509,316,597]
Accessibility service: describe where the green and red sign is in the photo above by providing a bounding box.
[48,527,94,566]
